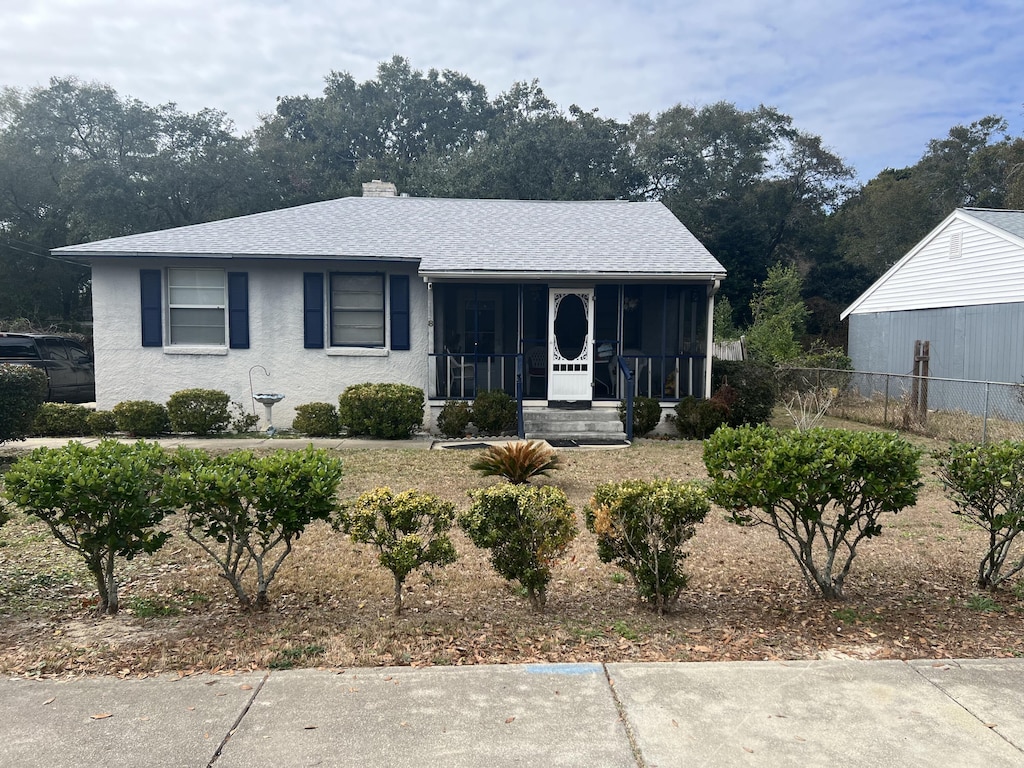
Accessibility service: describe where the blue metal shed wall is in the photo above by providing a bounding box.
[848,303,1024,412]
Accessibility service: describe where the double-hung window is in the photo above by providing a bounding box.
[168,268,226,345]
[330,273,384,347]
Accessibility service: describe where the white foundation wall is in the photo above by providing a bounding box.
[90,258,430,429]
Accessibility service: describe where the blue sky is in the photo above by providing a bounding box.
[4,0,1022,182]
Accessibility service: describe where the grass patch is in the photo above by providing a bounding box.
[268,644,327,670]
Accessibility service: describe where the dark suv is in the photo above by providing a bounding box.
[0,333,96,403]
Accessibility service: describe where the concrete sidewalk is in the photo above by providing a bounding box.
[3,435,438,453]
[3,659,1023,767]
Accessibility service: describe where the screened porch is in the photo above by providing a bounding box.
[428,282,710,402]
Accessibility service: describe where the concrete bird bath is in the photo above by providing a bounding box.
[253,393,285,436]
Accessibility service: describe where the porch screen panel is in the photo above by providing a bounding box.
[331,273,385,347]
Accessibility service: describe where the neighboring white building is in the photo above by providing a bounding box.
[842,207,1024,385]
[54,189,726,432]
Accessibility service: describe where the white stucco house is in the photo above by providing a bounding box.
[54,184,726,434]
[842,207,1024,386]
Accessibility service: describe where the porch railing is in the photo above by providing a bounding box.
[600,353,707,401]
[429,350,708,401]
[429,352,520,400]
[617,355,635,441]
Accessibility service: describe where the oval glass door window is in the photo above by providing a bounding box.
[554,294,587,360]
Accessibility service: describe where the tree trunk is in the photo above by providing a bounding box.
[90,563,108,616]
[104,549,119,615]
[394,575,404,616]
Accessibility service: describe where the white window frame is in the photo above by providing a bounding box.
[330,272,385,348]
[167,268,226,346]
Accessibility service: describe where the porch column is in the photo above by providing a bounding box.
[705,280,719,398]
[425,280,434,354]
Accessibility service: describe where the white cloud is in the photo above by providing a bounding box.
[2,0,1021,180]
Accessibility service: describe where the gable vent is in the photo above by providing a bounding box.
[949,232,963,259]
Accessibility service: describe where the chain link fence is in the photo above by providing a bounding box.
[778,368,1024,444]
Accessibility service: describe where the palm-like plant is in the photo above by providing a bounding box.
[470,440,561,484]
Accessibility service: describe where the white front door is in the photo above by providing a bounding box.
[548,288,594,403]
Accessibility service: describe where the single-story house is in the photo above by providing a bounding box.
[842,207,1024,410]
[54,183,726,435]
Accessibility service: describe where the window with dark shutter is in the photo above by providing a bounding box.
[303,272,325,349]
[228,272,249,349]
[140,270,163,347]
[390,274,410,350]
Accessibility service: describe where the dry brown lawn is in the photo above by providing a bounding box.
[2,429,1024,678]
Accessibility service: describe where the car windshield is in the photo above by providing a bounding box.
[0,338,37,358]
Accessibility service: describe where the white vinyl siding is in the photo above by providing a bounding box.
[331,273,384,346]
[846,212,1024,316]
[168,268,226,345]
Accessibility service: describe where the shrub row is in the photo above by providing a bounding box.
[436,390,517,438]
[2,441,344,614]
[14,422,1017,615]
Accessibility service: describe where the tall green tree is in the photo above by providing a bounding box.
[0,77,271,324]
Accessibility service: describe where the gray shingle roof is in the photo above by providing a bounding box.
[53,197,725,277]
[962,208,1024,242]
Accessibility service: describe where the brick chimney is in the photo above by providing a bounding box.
[362,180,398,197]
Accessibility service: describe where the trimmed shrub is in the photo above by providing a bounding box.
[87,410,119,436]
[166,446,343,610]
[166,388,231,435]
[229,401,260,434]
[338,383,424,439]
[2,440,173,615]
[587,479,710,614]
[710,359,778,427]
[460,483,577,612]
[293,402,340,437]
[936,441,1024,590]
[471,389,517,435]
[470,440,561,484]
[0,364,47,445]
[339,487,457,615]
[113,400,169,437]
[618,396,663,437]
[33,402,91,436]
[673,396,729,440]
[705,425,922,600]
[437,400,472,438]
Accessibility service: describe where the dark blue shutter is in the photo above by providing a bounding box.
[303,272,324,349]
[227,272,249,349]
[140,270,162,347]
[389,274,410,350]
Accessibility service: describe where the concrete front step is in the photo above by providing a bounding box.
[522,408,627,441]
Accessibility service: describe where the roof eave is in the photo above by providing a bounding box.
[420,269,727,281]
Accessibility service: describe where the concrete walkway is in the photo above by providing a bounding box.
[3,659,1023,767]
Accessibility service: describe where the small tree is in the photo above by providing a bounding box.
[704,425,922,600]
[936,441,1024,590]
[587,479,709,614]
[167,446,343,610]
[470,440,561,484]
[744,262,808,365]
[1,440,173,615]
[340,487,457,615]
[460,484,577,612]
